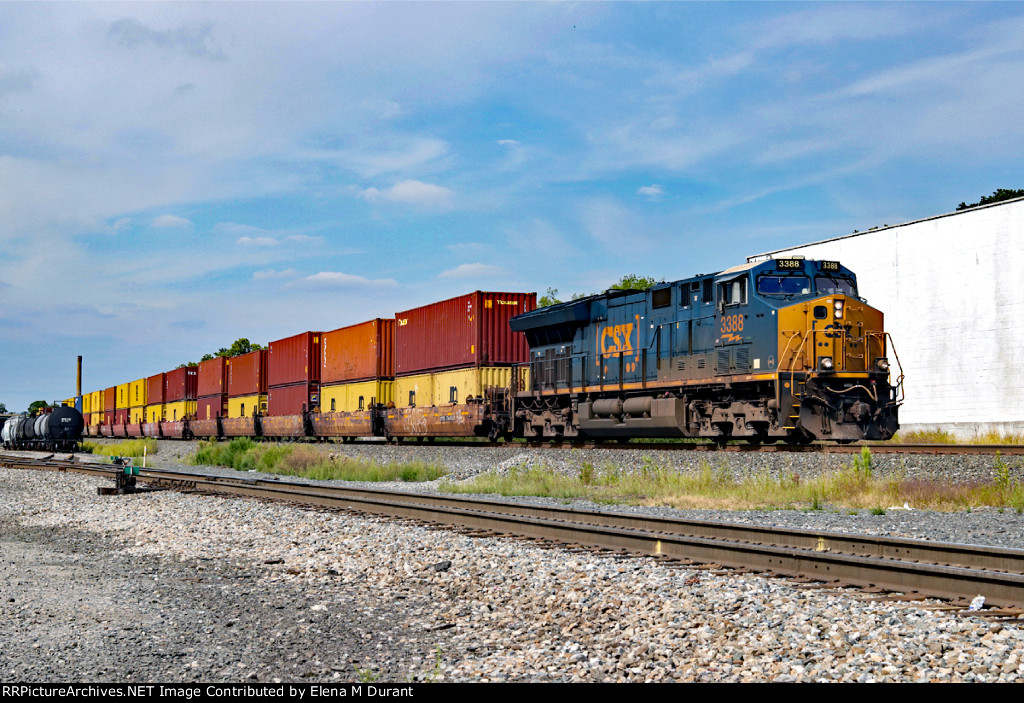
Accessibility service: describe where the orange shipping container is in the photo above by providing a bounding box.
[197,357,229,398]
[268,332,321,387]
[322,318,394,385]
[147,373,166,405]
[228,349,267,397]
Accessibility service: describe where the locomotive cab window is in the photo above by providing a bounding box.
[815,275,857,297]
[651,287,671,309]
[756,275,810,297]
[718,276,747,308]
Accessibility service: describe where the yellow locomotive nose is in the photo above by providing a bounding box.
[777,294,885,375]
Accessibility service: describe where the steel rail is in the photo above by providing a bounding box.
[4,453,1024,608]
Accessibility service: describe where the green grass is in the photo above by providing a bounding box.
[81,438,158,459]
[890,429,1024,444]
[440,448,1024,512]
[188,438,446,482]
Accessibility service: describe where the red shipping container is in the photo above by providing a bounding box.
[197,357,229,398]
[165,366,198,402]
[267,382,320,416]
[228,349,267,397]
[322,318,394,384]
[394,291,536,375]
[197,395,228,420]
[268,332,321,387]
[104,386,116,412]
[147,373,166,405]
[104,410,114,426]
[115,408,128,424]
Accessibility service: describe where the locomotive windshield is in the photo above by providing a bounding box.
[756,272,858,299]
[756,275,811,297]
[815,275,857,297]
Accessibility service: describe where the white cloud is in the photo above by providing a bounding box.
[236,236,280,247]
[438,263,506,279]
[637,184,664,201]
[359,179,453,206]
[252,268,297,280]
[152,214,193,228]
[290,272,399,289]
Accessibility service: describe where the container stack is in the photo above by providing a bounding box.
[387,291,535,437]
[129,378,147,424]
[163,366,198,422]
[196,357,229,421]
[393,291,535,409]
[320,319,394,413]
[267,332,321,416]
[89,390,102,429]
[227,349,267,418]
[115,382,130,426]
[103,386,116,434]
[145,373,166,424]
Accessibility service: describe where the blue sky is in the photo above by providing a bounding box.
[2,2,1023,412]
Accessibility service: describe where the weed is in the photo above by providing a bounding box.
[188,439,445,482]
[82,438,158,458]
[356,668,378,683]
[869,507,886,515]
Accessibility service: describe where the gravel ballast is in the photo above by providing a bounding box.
[5,440,1024,682]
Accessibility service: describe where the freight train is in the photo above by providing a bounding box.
[67,256,900,448]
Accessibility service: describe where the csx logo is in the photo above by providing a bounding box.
[397,318,408,326]
[600,323,634,357]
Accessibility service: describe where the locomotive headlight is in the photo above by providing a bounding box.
[819,356,834,371]
[875,357,890,372]
[833,300,844,318]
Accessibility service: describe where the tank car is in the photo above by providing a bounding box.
[510,257,902,443]
[1,407,84,451]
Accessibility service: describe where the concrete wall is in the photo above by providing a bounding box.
[750,198,1024,439]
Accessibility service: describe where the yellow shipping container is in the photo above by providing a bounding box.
[130,406,145,423]
[90,391,103,416]
[130,378,147,408]
[228,394,267,419]
[116,383,130,409]
[64,397,75,408]
[322,380,393,414]
[394,367,516,408]
[145,404,164,423]
[91,411,102,426]
[164,400,196,422]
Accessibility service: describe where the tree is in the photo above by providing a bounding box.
[538,287,562,307]
[537,275,660,308]
[27,400,47,415]
[609,274,659,291]
[957,188,1024,211]
[0,402,7,414]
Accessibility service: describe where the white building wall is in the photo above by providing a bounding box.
[751,198,1024,438]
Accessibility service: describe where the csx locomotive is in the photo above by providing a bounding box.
[511,257,902,443]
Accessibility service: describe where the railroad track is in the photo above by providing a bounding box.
[3,452,1024,612]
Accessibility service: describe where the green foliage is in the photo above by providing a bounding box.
[27,400,48,415]
[538,274,660,308]
[538,287,562,307]
[957,188,1024,211]
[869,507,886,515]
[610,274,659,291]
[189,438,445,482]
[187,338,265,368]
[82,438,158,458]
[0,402,7,413]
